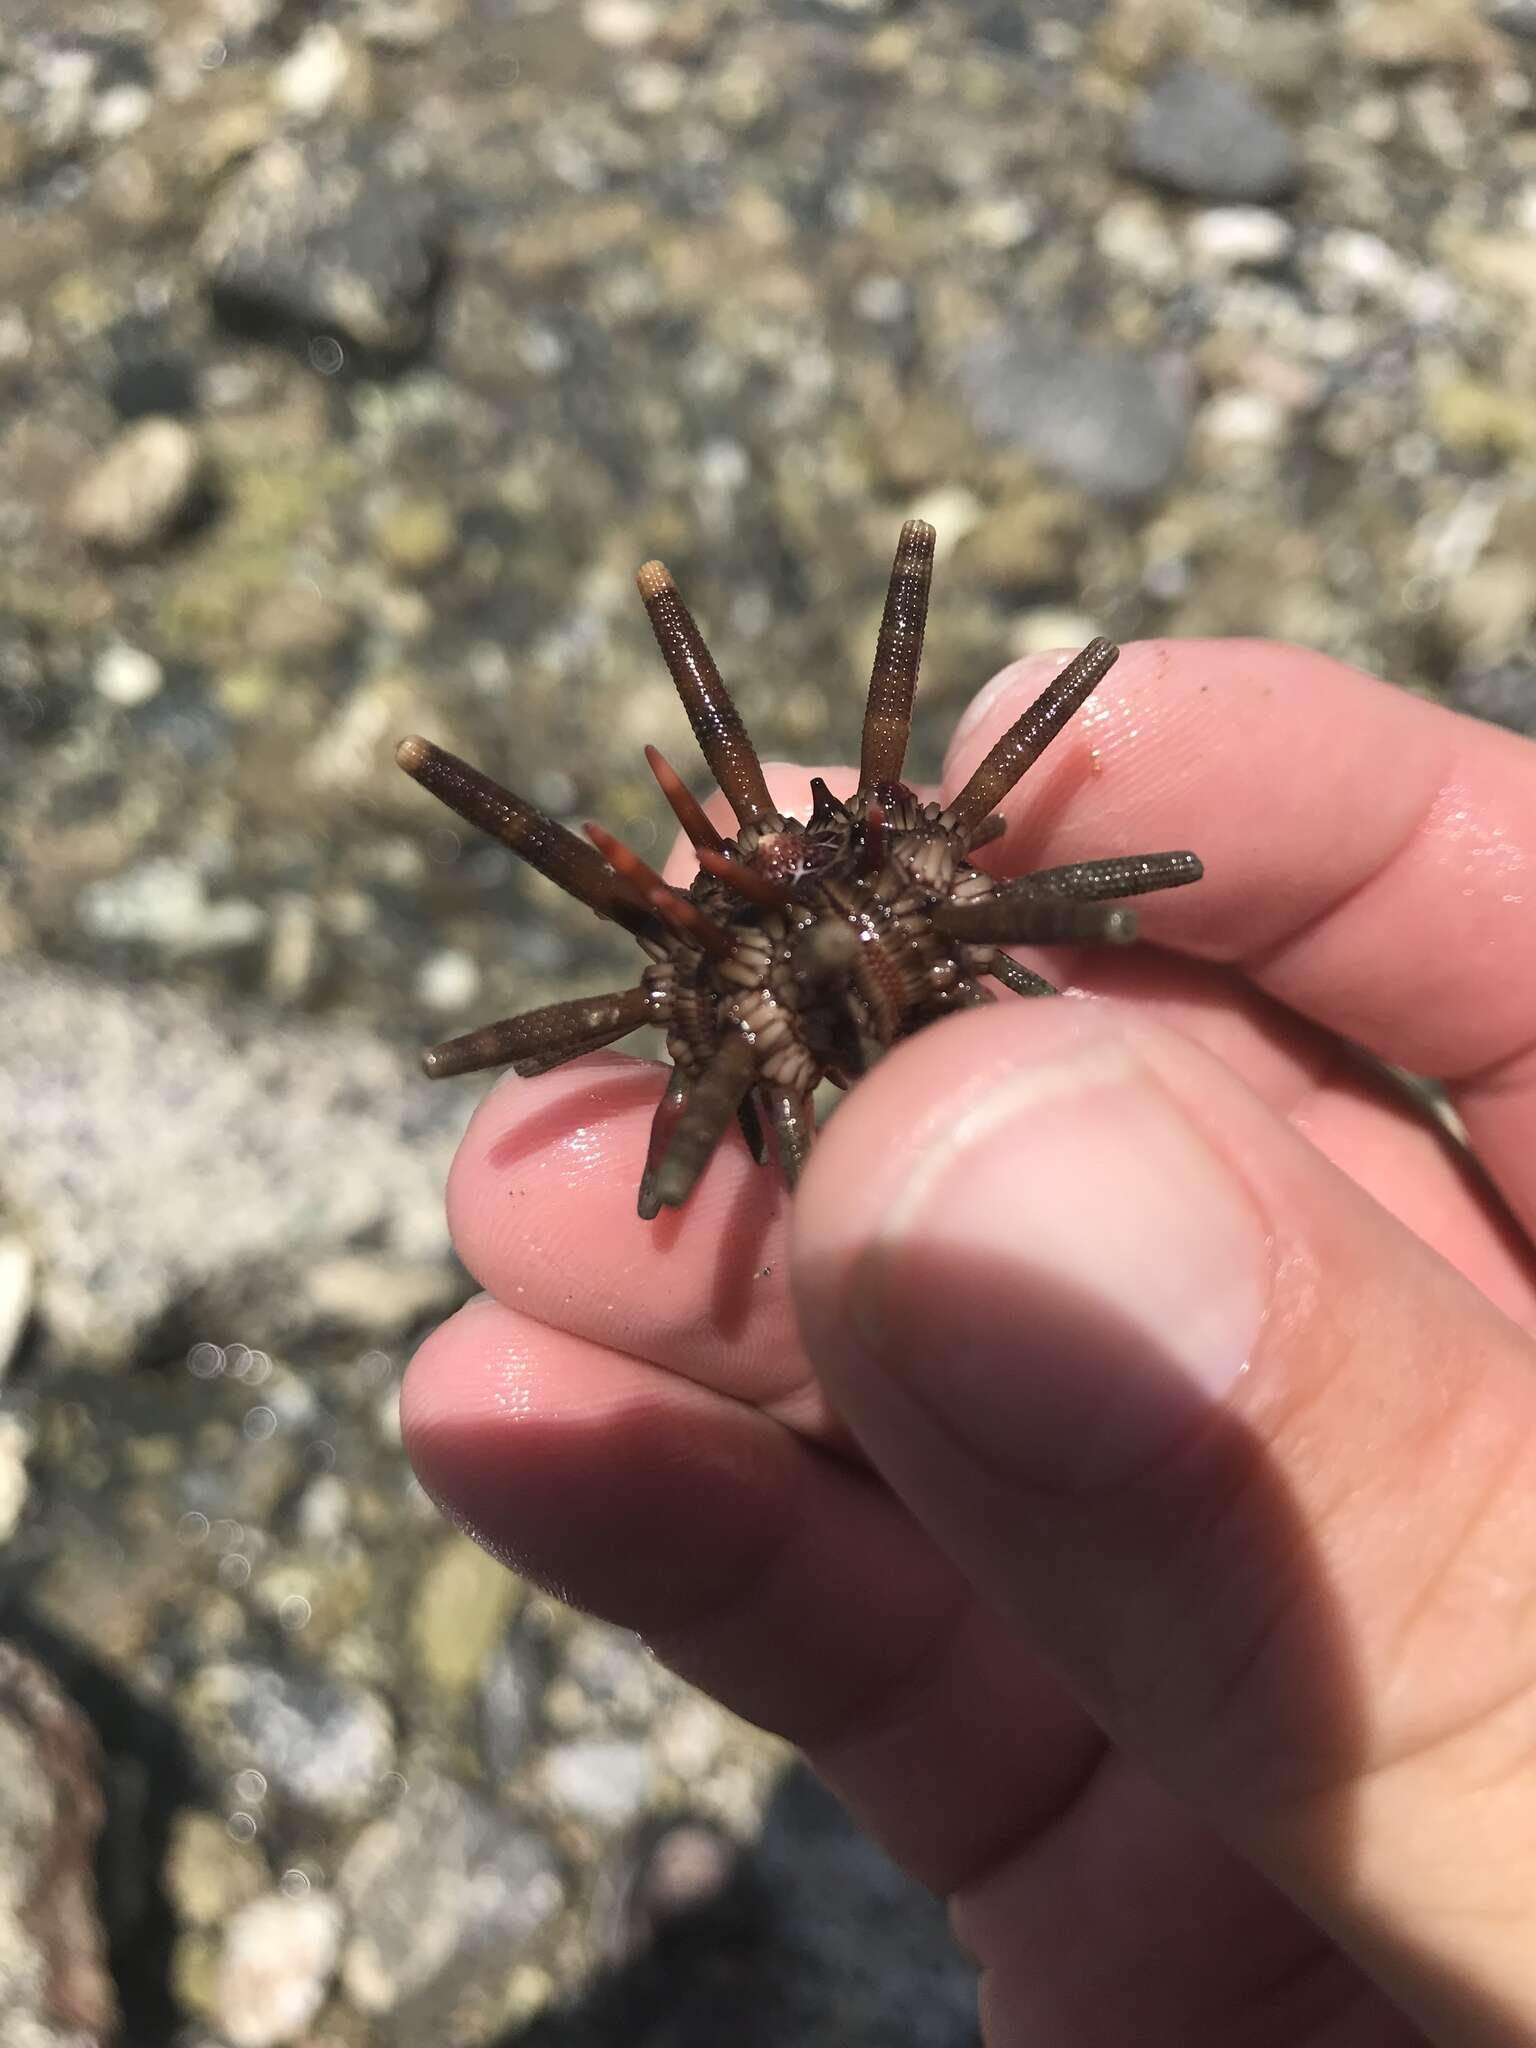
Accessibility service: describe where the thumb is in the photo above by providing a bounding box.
[792,998,1536,2041]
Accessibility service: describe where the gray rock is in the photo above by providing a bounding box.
[216,1891,343,2048]
[0,1644,118,2048]
[340,1770,562,2016]
[0,962,463,1367]
[186,1662,396,1819]
[955,330,1192,501]
[1125,62,1301,203]
[65,416,206,555]
[198,131,447,358]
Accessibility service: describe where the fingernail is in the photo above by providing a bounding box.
[853,1032,1269,1492]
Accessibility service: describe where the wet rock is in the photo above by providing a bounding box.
[0,962,461,1366]
[0,1644,118,2046]
[65,417,206,555]
[954,330,1191,501]
[216,1891,343,2048]
[198,131,447,359]
[340,1771,562,2016]
[1125,62,1301,203]
[186,1662,396,1819]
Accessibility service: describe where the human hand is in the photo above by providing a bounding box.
[403,638,1536,2047]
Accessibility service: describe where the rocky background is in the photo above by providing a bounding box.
[1,0,1534,2042]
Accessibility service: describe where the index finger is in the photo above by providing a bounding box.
[943,638,1536,1234]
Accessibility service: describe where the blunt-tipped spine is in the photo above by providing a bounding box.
[1020,851,1204,900]
[859,518,935,794]
[945,638,1119,834]
[421,986,654,1080]
[652,1033,757,1210]
[395,737,660,939]
[636,560,775,826]
[938,896,1138,946]
[759,1083,813,1190]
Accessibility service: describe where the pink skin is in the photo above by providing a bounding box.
[403,639,1536,2047]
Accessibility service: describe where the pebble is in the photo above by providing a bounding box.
[0,1240,34,1381]
[541,1736,653,1827]
[79,860,264,955]
[0,962,459,1366]
[414,947,481,1013]
[188,1662,396,1818]
[92,642,164,707]
[1125,62,1301,203]
[955,330,1192,501]
[480,1636,542,1781]
[216,1892,343,2048]
[340,1771,562,2015]
[409,1535,523,1694]
[1186,206,1295,269]
[66,417,205,555]
[272,26,369,122]
[164,1810,269,1929]
[198,132,446,356]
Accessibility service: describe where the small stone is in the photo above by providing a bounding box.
[1125,62,1301,203]
[1010,609,1101,658]
[340,1772,561,2014]
[541,1737,653,1827]
[273,26,371,122]
[411,1535,523,1694]
[186,1663,395,1818]
[303,1254,461,1335]
[415,948,480,1013]
[0,1645,118,2044]
[584,0,661,48]
[1449,664,1536,736]
[955,330,1191,501]
[66,417,205,555]
[1186,206,1295,269]
[0,1240,34,1381]
[199,132,446,357]
[92,642,164,707]
[1199,390,1289,449]
[370,487,458,577]
[356,0,461,49]
[164,1811,268,1929]
[216,1892,342,2048]
[480,1637,542,1780]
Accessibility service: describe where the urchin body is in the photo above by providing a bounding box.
[398,522,1203,1215]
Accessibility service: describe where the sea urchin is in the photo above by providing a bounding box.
[396,521,1203,1217]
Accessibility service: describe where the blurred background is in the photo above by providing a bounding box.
[1,0,1533,2041]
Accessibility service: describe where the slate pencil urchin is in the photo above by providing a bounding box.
[396,521,1204,1217]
